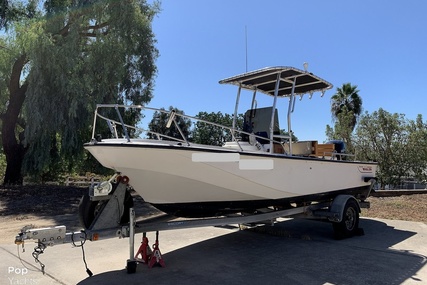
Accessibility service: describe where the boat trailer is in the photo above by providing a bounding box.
[14,176,374,275]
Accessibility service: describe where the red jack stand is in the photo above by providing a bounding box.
[135,233,152,264]
[148,231,165,268]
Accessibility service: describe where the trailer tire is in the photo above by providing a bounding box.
[78,193,103,229]
[332,199,359,240]
[79,190,133,229]
[120,190,134,224]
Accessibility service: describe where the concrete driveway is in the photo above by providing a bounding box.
[1,217,426,285]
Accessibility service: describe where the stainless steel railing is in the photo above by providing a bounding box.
[91,104,288,153]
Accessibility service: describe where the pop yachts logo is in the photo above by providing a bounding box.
[7,267,38,285]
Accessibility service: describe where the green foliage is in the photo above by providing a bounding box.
[331,83,362,131]
[0,0,160,183]
[406,115,427,182]
[0,37,23,116]
[192,111,242,146]
[354,109,427,188]
[0,0,160,181]
[325,125,334,141]
[147,107,192,140]
[326,106,355,153]
[327,83,363,155]
[279,129,298,142]
[147,110,243,146]
[0,0,38,30]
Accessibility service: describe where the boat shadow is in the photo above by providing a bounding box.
[77,218,426,285]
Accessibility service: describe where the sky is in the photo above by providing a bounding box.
[148,1,427,142]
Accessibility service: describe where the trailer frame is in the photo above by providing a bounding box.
[15,177,375,274]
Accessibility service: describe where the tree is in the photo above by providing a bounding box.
[0,0,38,30]
[0,0,159,184]
[327,83,363,154]
[192,111,242,146]
[0,38,29,184]
[147,107,192,141]
[326,107,355,151]
[354,109,427,189]
[278,129,298,142]
[406,114,427,183]
[331,83,362,131]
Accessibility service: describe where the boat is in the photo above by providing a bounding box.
[13,66,379,275]
[84,66,377,218]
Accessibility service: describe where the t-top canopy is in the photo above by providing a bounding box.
[219,66,333,97]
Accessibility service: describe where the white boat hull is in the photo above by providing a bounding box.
[85,139,376,216]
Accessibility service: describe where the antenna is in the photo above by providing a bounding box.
[245,26,248,72]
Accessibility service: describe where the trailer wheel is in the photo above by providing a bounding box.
[332,199,359,239]
[78,193,104,229]
[120,190,134,224]
[78,190,134,229]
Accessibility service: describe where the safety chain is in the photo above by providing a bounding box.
[32,242,46,275]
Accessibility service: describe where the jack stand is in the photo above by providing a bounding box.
[148,231,165,268]
[135,233,152,264]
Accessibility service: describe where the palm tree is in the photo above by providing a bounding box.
[331,83,362,131]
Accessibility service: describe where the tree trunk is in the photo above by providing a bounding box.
[2,143,25,185]
[1,54,28,185]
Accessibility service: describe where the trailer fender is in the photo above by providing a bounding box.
[328,195,360,223]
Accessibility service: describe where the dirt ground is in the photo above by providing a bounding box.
[362,193,427,223]
[1,185,427,244]
[0,185,86,244]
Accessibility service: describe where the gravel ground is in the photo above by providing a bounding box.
[1,185,426,244]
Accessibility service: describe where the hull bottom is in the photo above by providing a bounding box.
[151,186,371,218]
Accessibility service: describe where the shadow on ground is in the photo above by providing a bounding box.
[0,185,86,216]
[0,185,150,230]
[2,186,426,284]
[77,218,426,285]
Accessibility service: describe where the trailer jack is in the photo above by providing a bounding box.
[126,209,165,273]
